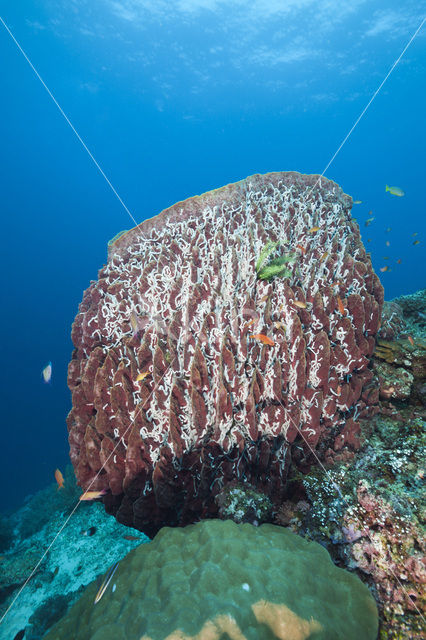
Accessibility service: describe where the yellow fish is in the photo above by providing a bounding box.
[308,226,320,233]
[353,200,362,205]
[136,371,150,382]
[385,185,404,197]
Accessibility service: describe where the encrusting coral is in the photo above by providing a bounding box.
[67,171,383,535]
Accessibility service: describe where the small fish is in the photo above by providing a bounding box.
[380,266,389,272]
[293,300,307,309]
[129,311,148,336]
[385,185,404,197]
[408,336,414,346]
[135,371,150,383]
[383,256,390,260]
[412,232,418,237]
[54,469,64,490]
[259,294,269,303]
[386,227,392,232]
[123,535,142,541]
[296,244,306,254]
[94,561,119,604]
[336,385,342,396]
[308,226,320,233]
[365,217,374,227]
[42,362,52,384]
[337,297,346,316]
[320,251,328,262]
[367,238,372,243]
[385,240,390,247]
[249,334,275,346]
[82,526,97,537]
[413,240,420,245]
[396,259,402,264]
[274,321,286,330]
[245,318,256,328]
[353,200,362,205]
[79,489,108,501]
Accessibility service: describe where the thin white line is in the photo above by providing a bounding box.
[318,15,426,181]
[0,15,141,231]
[1,12,425,629]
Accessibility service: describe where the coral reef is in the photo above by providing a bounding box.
[67,171,383,535]
[44,519,378,640]
[0,467,148,640]
[214,481,273,524]
[274,405,425,639]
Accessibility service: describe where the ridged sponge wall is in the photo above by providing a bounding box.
[44,519,378,640]
[68,172,383,535]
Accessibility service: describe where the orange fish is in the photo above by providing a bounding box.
[408,336,414,346]
[396,259,402,264]
[135,371,150,383]
[413,240,420,245]
[320,251,328,262]
[293,300,307,309]
[337,297,346,315]
[79,489,108,501]
[250,334,275,346]
[296,244,306,254]
[54,469,64,490]
[380,266,389,272]
[367,238,372,242]
[245,318,256,327]
[308,226,320,233]
[336,385,342,396]
[259,294,269,303]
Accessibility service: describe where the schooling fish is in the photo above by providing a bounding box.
[386,185,404,197]
[337,297,346,316]
[135,371,150,383]
[54,469,64,490]
[293,300,307,309]
[79,489,108,501]
[42,362,52,384]
[250,334,275,346]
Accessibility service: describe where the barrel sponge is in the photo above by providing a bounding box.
[44,519,378,640]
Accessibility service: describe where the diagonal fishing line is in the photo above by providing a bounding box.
[316,15,426,183]
[1,11,425,627]
[0,15,143,232]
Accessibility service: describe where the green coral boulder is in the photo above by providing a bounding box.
[44,519,378,640]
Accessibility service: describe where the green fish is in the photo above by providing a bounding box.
[385,185,404,197]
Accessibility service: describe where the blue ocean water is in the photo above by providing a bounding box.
[0,0,425,516]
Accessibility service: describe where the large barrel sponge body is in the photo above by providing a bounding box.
[45,519,378,640]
